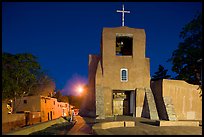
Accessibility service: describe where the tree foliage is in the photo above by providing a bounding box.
[2,52,55,100]
[53,90,69,103]
[67,95,83,109]
[2,53,40,99]
[28,73,56,97]
[151,65,171,81]
[167,13,202,85]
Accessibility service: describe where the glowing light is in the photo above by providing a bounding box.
[61,74,87,96]
[77,86,83,93]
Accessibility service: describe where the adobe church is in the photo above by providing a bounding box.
[89,26,161,119]
[80,5,202,121]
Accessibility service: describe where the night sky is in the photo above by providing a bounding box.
[2,2,202,95]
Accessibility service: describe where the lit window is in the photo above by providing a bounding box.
[121,68,128,82]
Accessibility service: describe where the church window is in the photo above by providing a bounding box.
[116,33,133,56]
[121,68,128,82]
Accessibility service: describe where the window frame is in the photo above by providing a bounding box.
[120,68,128,82]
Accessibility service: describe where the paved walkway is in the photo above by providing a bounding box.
[66,115,93,135]
[92,116,202,135]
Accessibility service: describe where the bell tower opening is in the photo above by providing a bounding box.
[116,33,133,56]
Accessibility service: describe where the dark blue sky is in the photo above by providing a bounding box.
[2,2,202,95]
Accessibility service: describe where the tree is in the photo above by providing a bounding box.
[167,13,202,85]
[2,52,55,100]
[67,95,83,109]
[53,90,69,103]
[151,65,171,81]
[28,73,56,97]
[2,52,41,100]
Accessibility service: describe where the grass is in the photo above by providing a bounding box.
[29,121,75,135]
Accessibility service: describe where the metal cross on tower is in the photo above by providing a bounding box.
[116,4,130,26]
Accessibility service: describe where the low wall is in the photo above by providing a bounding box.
[2,102,26,134]
[151,79,202,121]
[2,112,42,134]
[92,121,135,135]
[2,102,25,124]
[5,117,68,135]
[92,121,135,130]
[2,115,25,134]
[28,112,41,125]
[158,120,199,126]
[2,102,42,134]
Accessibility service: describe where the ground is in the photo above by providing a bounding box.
[106,126,202,135]
[28,115,202,135]
[30,116,93,135]
[90,116,202,135]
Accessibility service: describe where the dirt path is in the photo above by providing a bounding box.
[66,115,93,135]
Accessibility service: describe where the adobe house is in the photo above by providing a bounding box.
[2,95,70,133]
[14,95,70,122]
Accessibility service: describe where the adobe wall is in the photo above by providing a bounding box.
[151,79,202,120]
[163,79,202,120]
[136,88,145,117]
[2,102,25,134]
[15,95,69,122]
[151,80,169,120]
[3,96,69,133]
[80,54,99,117]
[87,55,99,112]
[2,101,25,122]
[93,26,151,118]
[40,96,69,122]
[101,27,150,90]
[15,95,41,112]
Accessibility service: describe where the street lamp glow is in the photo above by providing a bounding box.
[77,86,83,93]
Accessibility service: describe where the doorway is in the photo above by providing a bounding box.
[48,112,49,120]
[50,111,52,120]
[123,91,130,115]
[112,90,135,116]
[25,111,30,126]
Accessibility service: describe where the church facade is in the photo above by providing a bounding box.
[86,26,159,119]
[81,25,202,121]
[80,5,201,121]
